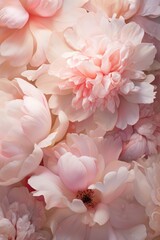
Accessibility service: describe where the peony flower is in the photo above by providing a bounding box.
[84,0,160,19]
[41,12,156,131]
[0,186,52,240]
[84,0,160,61]
[104,102,160,162]
[84,0,141,19]
[0,0,63,78]
[0,78,68,185]
[134,154,160,239]
[28,133,147,239]
[0,0,90,79]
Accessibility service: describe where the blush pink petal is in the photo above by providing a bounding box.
[55,214,87,240]
[124,82,155,104]
[89,167,130,199]
[0,28,33,66]
[28,166,65,210]
[58,152,97,192]
[0,78,54,185]
[121,134,147,161]
[46,12,156,130]
[29,22,52,67]
[0,1,29,29]
[116,99,139,130]
[0,143,42,186]
[25,0,63,17]
[93,203,110,225]
[0,186,52,239]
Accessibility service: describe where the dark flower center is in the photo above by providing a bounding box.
[76,189,97,209]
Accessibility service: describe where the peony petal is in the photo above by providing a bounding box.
[25,0,63,17]
[94,108,118,131]
[55,214,86,240]
[134,165,151,206]
[124,82,155,104]
[68,199,87,213]
[93,203,110,225]
[128,43,156,70]
[29,21,52,67]
[0,3,29,29]
[0,28,33,66]
[116,98,139,129]
[120,22,144,45]
[57,152,88,192]
[28,166,65,209]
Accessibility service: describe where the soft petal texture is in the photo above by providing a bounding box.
[58,152,97,192]
[109,102,160,161]
[84,0,160,62]
[0,186,52,239]
[45,12,156,131]
[134,154,160,237]
[0,2,29,29]
[0,0,64,74]
[28,133,144,240]
[0,78,53,185]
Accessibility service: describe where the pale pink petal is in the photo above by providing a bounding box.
[120,22,144,45]
[120,134,147,161]
[28,166,65,209]
[124,82,155,104]
[68,199,87,213]
[116,99,139,129]
[128,43,156,70]
[0,144,43,186]
[90,167,130,200]
[21,96,51,143]
[133,15,160,41]
[22,64,49,82]
[38,111,69,148]
[29,21,52,67]
[134,165,151,206]
[49,94,92,121]
[138,0,160,17]
[62,0,88,10]
[94,109,118,131]
[93,203,110,225]
[0,28,33,66]
[25,0,63,17]
[46,31,71,62]
[55,214,86,240]
[115,225,147,240]
[57,152,91,192]
[0,3,29,29]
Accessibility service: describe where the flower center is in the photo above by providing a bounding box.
[76,189,98,209]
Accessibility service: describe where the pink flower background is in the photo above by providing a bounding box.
[0,0,160,239]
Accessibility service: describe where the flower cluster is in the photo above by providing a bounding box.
[0,0,160,239]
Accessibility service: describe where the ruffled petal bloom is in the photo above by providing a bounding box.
[0,186,52,239]
[44,12,156,131]
[28,133,146,239]
[0,0,64,77]
[0,78,53,185]
[134,154,160,238]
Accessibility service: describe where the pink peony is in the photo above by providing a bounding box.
[28,133,147,239]
[134,154,160,239]
[104,102,160,162]
[0,78,67,185]
[0,0,63,78]
[84,0,160,61]
[84,0,160,20]
[0,186,52,239]
[43,12,156,131]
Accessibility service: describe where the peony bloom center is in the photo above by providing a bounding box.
[76,189,99,209]
[59,44,129,112]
